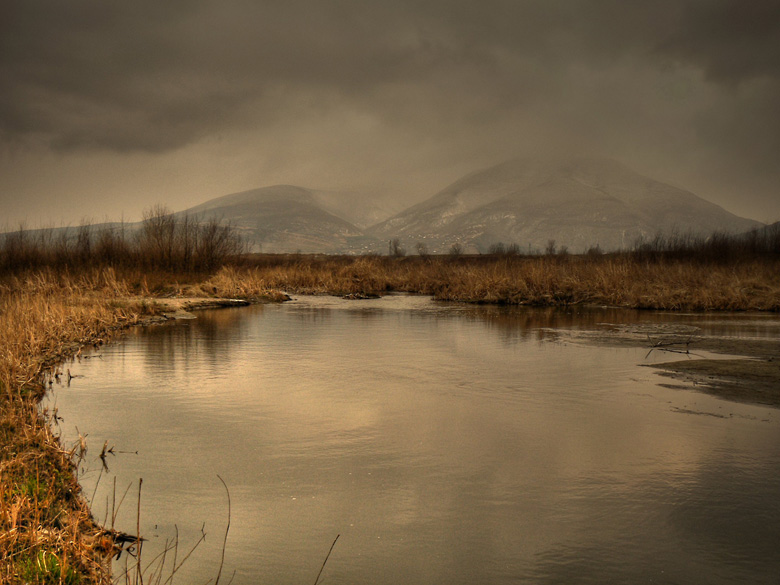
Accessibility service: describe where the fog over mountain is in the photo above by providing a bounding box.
[182,185,380,253]
[2,2,780,228]
[168,157,760,254]
[369,157,761,253]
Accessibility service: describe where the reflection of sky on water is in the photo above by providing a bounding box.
[47,296,780,585]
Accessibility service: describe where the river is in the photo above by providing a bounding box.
[47,295,780,584]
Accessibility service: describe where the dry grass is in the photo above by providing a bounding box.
[0,268,164,584]
[226,254,780,311]
[0,265,285,583]
[430,256,780,310]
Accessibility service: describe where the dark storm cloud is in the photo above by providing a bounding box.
[3,0,778,150]
[1,0,779,222]
[657,1,780,84]
[0,1,690,151]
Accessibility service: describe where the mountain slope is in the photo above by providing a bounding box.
[184,185,379,253]
[368,157,762,253]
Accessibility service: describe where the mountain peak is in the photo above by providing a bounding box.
[369,157,762,253]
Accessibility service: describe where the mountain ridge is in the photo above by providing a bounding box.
[367,156,762,253]
[1,157,764,255]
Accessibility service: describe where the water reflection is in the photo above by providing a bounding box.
[48,296,780,585]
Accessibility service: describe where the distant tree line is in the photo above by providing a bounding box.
[0,205,245,273]
[629,226,780,263]
[412,226,780,261]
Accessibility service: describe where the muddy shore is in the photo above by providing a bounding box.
[139,296,252,320]
[553,316,780,408]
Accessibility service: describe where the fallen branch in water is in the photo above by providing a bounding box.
[214,475,234,585]
[314,534,340,585]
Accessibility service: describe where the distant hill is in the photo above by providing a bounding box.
[746,220,780,238]
[368,156,763,253]
[183,185,381,253]
[2,158,765,256]
[0,186,387,255]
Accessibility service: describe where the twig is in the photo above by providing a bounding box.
[170,525,179,585]
[90,464,104,506]
[214,475,231,585]
[137,478,143,585]
[114,481,133,529]
[112,476,117,531]
[314,534,340,585]
[162,523,207,585]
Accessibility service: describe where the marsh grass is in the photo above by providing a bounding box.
[0,268,167,584]
[222,253,780,311]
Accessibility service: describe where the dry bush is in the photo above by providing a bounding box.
[0,207,245,274]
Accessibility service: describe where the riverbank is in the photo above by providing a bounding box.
[652,334,780,407]
[0,268,283,584]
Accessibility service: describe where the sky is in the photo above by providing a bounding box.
[2,0,779,228]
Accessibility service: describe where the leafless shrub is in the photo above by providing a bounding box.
[388,238,406,257]
[0,206,245,273]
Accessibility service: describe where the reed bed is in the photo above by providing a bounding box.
[223,254,780,311]
[0,268,164,584]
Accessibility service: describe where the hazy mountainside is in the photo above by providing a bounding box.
[183,185,381,253]
[748,220,780,237]
[0,185,390,254]
[368,157,763,253]
[2,158,765,255]
[311,189,402,230]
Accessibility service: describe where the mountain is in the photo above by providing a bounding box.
[3,158,764,256]
[0,185,392,255]
[183,185,381,253]
[368,157,763,253]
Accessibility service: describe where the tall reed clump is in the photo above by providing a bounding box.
[198,266,291,301]
[0,205,246,274]
[0,268,163,584]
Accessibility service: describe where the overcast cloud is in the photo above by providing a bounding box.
[1,0,779,226]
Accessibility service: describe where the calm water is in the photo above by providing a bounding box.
[47,295,780,584]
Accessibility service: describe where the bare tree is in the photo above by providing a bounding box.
[389,238,406,257]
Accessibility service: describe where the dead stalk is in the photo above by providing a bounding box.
[313,534,340,585]
[214,475,232,585]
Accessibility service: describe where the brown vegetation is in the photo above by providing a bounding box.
[224,252,780,311]
[0,269,165,583]
[1,205,245,274]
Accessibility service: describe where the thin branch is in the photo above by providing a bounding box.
[314,534,340,585]
[214,474,231,585]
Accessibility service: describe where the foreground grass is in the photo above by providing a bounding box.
[0,269,163,583]
[1,254,777,582]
